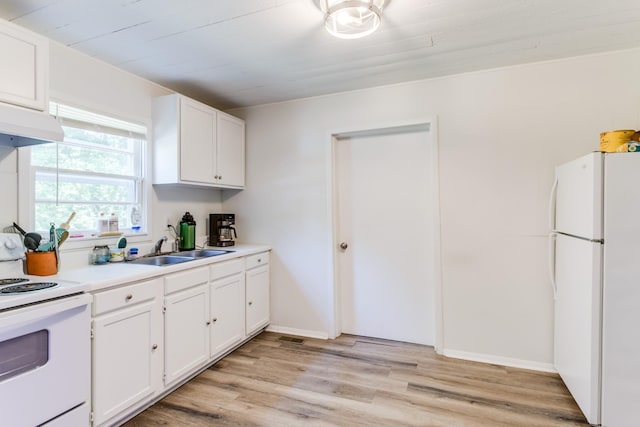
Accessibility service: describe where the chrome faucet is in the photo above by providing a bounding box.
[154,236,167,255]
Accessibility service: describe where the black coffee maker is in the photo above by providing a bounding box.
[209,213,237,247]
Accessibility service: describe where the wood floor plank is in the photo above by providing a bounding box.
[122,332,589,427]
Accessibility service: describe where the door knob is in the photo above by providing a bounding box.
[339,242,348,250]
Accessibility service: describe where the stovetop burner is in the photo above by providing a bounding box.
[0,282,59,294]
[0,278,29,286]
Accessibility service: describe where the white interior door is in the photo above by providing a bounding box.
[334,125,436,345]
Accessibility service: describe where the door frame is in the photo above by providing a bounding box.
[326,117,443,353]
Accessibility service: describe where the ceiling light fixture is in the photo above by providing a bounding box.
[321,0,384,39]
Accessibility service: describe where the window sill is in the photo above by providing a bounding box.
[58,231,151,252]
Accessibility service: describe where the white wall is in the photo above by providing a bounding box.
[224,48,640,368]
[1,41,224,264]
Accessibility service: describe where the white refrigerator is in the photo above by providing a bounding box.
[550,152,640,426]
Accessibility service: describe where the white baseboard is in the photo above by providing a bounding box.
[442,348,556,373]
[265,325,329,340]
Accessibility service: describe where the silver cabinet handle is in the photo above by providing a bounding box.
[339,242,348,250]
[152,344,158,350]
[125,294,133,301]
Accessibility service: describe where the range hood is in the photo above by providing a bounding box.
[0,103,64,147]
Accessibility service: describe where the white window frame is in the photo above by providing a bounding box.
[17,101,152,250]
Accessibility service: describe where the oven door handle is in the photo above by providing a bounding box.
[0,294,91,331]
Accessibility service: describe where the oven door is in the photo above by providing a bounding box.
[0,294,91,427]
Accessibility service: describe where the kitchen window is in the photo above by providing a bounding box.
[18,102,148,241]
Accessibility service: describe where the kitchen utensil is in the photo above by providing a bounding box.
[53,225,60,270]
[49,223,56,243]
[60,212,76,230]
[12,222,39,251]
[57,228,69,246]
[37,242,54,252]
[12,222,27,236]
[24,232,41,251]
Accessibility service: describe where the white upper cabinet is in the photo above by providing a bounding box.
[216,110,245,187]
[152,93,245,189]
[0,18,48,111]
[180,97,216,184]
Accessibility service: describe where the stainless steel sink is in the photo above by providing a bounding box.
[128,255,194,266]
[173,249,234,258]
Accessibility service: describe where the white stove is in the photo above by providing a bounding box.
[0,232,91,426]
[0,275,88,311]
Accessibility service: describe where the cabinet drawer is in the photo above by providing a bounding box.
[93,278,162,316]
[245,252,270,270]
[164,266,209,295]
[210,258,244,279]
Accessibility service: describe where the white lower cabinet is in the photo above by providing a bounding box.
[210,259,245,357]
[245,252,270,335]
[163,267,209,387]
[90,251,270,426]
[91,278,164,427]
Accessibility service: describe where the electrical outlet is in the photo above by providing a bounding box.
[164,218,172,231]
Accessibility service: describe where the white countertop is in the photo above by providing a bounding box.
[0,244,270,311]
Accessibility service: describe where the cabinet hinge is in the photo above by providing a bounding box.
[90,411,94,423]
[90,327,94,340]
[162,306,166,314]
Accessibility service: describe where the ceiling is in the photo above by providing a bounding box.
[1,0,640,110]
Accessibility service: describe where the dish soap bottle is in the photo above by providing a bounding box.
[179,212,196,250]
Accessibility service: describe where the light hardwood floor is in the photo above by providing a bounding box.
[123,332,588,426]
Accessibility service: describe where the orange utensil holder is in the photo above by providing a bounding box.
[26,251,58,276]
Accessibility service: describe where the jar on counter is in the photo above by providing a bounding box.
[91,245,110,264]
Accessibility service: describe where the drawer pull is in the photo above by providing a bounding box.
[125,294,133,301]
[257,258,261,263]
[152,344,158,350]
[248,301,253,306]
[212,318,218,323]
[206,321,211,326]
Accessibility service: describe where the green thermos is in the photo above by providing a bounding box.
[179,212,196,250]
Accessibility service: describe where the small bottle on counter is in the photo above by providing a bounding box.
[96,213,109,233]
[126,247,139,261]
[108,213,119,232]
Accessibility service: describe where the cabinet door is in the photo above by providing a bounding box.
[0,19,47,111]
[210,272,245,357]
[92,280,163,427]
[179,97,216,184]
[246,265,270,335]
[164,283,210,386]
[216,111,245,187]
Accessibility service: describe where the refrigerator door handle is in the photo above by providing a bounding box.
[548,174,559,231]
[548,232,558,299]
